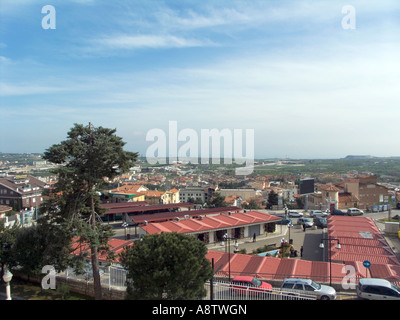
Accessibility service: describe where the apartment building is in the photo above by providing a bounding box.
[179,186,206,203]
[0,174,48,211]
[309,175,393,211]
[348,176,392,210]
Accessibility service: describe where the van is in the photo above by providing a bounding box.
[357,278,400,300]
[347,208,364,216]
[280,278,336,300]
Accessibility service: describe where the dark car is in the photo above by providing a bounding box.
[313,217,327,228]
[276,217,292,225]
[330,209,347,216]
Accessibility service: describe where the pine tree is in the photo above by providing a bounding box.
[42,123,137,299]
[120,232,213,300]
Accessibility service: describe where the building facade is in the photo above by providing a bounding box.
[179,187,206,203]
[0,175,48,211]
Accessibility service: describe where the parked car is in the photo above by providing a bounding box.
[313,217,327,228]
[297,217,313,228]
[230,276,272,295]
[281,278,336,300]
[347,208,364,216]
[310,210,328,218]
[276,217,292,226]
[357,278,400,300]
[330,209,347,216]
[288,210,303,217]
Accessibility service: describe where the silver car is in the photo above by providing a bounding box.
[288,210,303,217]
[281,278,336,300]
[310,210,328,218]
[357,278,400,300]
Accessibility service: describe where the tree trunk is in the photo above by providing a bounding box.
[90,194,102,300]
[91,246,102,300]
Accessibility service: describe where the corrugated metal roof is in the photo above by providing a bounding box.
[104,202,196,215]
[205,215,400,285]
[129,206,241,224]
[209,251,348,284]
[141,211,281,235]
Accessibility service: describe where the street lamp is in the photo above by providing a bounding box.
[288,222,293,244]
[223,232,238,281]
[319,238,341,286]
[122,222,128,240]
[2,265,13,300]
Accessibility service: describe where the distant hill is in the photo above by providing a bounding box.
[344,155,374,159]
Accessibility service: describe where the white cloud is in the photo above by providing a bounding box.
[0,56,11,64]
[94,34,214,50]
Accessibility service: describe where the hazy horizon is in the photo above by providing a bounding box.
[1,1,399,159]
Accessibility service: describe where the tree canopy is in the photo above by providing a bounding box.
[40,123,137,299]
[120,232,213,300]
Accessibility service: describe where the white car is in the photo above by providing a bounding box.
[288,210,303,218]
[310,210,328,218]
[347,208,364,216]
[357,278,400,300]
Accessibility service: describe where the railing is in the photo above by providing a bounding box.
[57,265,128,289]
[205,281,316,300]
[213,271,361,290]
[55,267,359,298]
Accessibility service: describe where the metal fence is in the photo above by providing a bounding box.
[213,271,360,289]
[205,281,316,300]
[55,268,317,300]
[57,265,128,290]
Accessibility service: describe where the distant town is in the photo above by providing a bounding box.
[1,152,400,217]
[1,152,400,301]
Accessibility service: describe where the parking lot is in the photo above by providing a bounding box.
[207,211,325,262]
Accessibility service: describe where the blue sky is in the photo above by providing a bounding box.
[1,0,400,159]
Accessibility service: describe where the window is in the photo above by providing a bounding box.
[381,288,398,297]
[363,286,383,295]
[294,284,303,290]
[304,285,315,291]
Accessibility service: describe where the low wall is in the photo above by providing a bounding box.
[385,222,400,235]
[56,277,127,300]
[16,273,127,300]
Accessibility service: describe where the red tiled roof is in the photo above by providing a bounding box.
[206,215,400,285]
[208,251,356,284]
[129,206,241,224]
[369,264,400,286]
[71,237,133,263]
[141,211,281,235]
[103,202,196,215]
[326,216,400,280]
[319,183,340,192]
